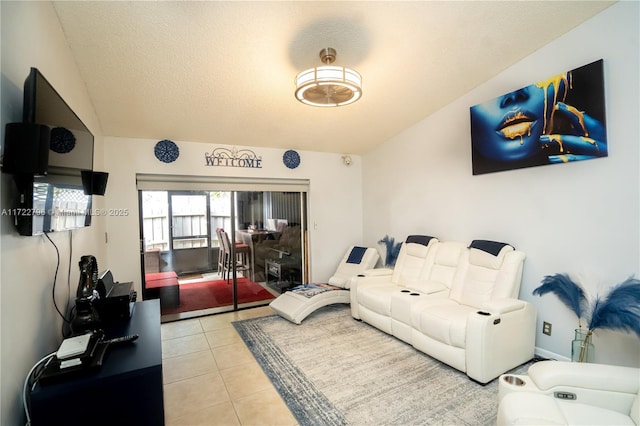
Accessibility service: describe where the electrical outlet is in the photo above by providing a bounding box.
[543,321,552,336]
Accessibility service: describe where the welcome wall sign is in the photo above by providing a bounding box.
[205,146,262,169]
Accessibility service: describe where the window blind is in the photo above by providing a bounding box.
[136,174,309,192]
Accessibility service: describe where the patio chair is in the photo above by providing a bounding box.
[218,228,252,281]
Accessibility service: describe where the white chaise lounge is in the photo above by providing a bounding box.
[269,245,379,324]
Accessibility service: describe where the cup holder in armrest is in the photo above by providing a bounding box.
[502,375,525,386]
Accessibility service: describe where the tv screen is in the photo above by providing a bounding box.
[12,68,95,235]
[23,67,94,171]
[31,172,93,233]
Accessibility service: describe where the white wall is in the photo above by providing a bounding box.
[362,1,640,366]
[0,2,107,424]
[103,137,364,296]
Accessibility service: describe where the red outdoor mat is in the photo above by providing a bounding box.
[161,277,275,315]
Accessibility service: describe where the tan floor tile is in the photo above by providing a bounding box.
[161,318,204,340]
[237,305,275,320]
[212,342,255,370]
[205,327,242,348]
[163,349,218,384]
[165,401,240,426]
[220,362,273,400]
[163,372,230,421]
[162,333,210,359]
[162,306,290,425]
[199,311,240,332]
[233,387,296,426]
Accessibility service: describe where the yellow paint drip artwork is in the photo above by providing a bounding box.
[470,59,607,175]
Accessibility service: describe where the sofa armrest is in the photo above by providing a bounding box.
[352,274,395,287]
[361,268,393,277]
[465,301,536,383]
[529,361,639,395]
[522,361,640,416]
[480,298,526,315]
[405,280,448,295]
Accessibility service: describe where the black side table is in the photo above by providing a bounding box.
[29,299,164,426]
[265,258,299,292]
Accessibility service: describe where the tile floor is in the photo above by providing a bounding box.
[161,305,298,426]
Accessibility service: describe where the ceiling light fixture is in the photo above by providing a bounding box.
[295,48,362,107]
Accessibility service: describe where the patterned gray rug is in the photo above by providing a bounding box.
[233,304,532,426]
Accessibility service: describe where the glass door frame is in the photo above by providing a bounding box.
[228,191,239,310]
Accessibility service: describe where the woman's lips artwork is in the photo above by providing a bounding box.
[498,111,534,145]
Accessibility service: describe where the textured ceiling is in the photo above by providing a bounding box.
[52,1,614,155]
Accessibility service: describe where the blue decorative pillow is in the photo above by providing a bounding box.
[406,235,436,247]
[469,240,511,256]
[346,246,367,264]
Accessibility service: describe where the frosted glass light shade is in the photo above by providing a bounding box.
[295,65,362,107]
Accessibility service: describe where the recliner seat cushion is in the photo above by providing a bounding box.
[414,300,474,348]
[357,285,399,316]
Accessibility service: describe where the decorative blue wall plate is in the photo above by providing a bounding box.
[50,127,76,153]
[154,139,179,163]
[283,149,300,169]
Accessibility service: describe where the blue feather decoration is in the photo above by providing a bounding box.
[533,273,588,320]
[378,235,402,267]
[588,277,640,338]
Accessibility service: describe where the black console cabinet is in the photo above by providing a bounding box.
[29,299,164,426]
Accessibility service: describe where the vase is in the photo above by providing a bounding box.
[571,328,595,362]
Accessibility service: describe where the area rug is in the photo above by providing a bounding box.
[233,304,533,426]
[161,277,274,315]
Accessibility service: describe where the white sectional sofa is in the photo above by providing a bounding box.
[350,235,536,384]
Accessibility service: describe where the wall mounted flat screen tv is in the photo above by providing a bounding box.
[13,68,95,235]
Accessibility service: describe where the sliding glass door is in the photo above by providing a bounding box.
[235,191,307,290]
[169,192,210,273]
[137,177,308,320]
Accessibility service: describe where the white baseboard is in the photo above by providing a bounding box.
[535,347,570,362]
